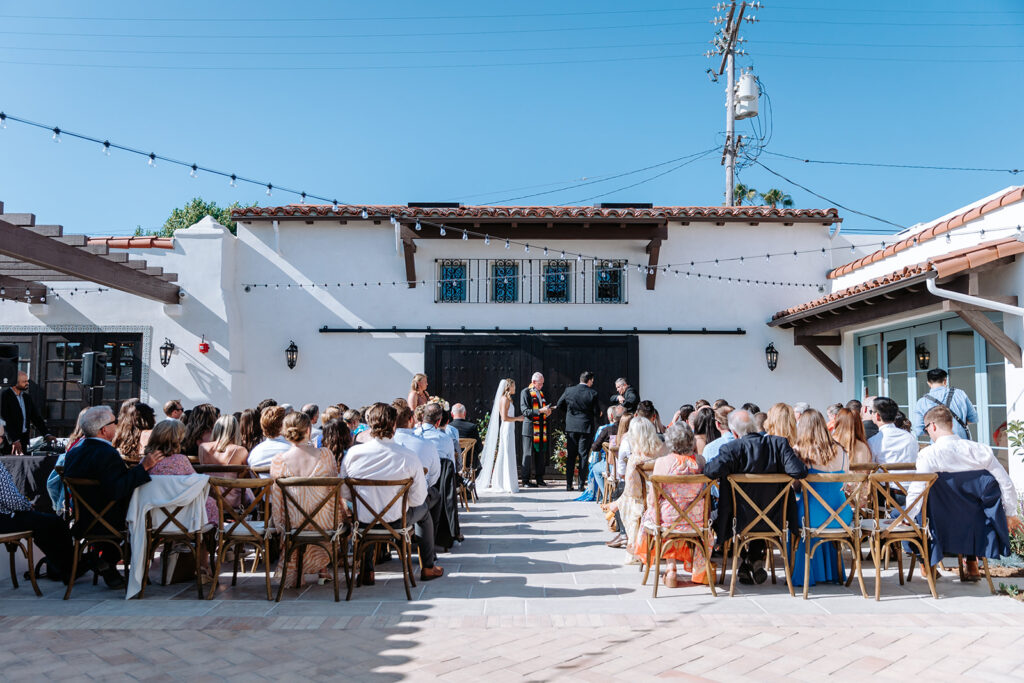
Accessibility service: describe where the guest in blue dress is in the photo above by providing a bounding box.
[789,409,849,587]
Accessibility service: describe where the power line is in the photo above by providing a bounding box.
[564,152,717,204]
[764,150,1020,175]
[751,161,906,229]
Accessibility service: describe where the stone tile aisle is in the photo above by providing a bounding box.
[1,488,1023,680]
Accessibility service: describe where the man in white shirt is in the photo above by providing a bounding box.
[247,406,291,473]
[393,406,441,488]
[414,403,456,464]
[342,403,443,582]
[868,397,919,465]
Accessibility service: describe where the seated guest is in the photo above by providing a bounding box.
[691,407,719,456]
[414,403,456,464]
[270,412,340,587]
[790,409,848,588]
[112,399,156,458]
[753,412,768,433]
[825,403,844,432]
[584,405,626,500]
[439,406,462,459]
[449,403,482,471]
[238,408,262,452]
[908,405,1022,579]
[612,417,665,554]
[793,402,811,421]
[832,408,873,506]
[199,415,249,509]
[302,404,322,446]
[701,406,735,463]
[344,409,369,445]
[62,406,165,587]
[668,404,695,428]
[704,409,808,585]
[740,402,761,415]
[320,417,353,467]
[182,403,219,457]
[256,398,277,414]
[393,407,441,488]
[247,406,290,472]
[868,397,919,465]
[0,419,74,582]
[145,420,219,523]
[848,397,879,440]
[163,400,184,421]
[341,403,443,583]
[712,399,729,410]
[47,407,89,514]
[631,422,709,587]
[764,403,797,444]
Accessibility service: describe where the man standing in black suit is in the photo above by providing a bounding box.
[555,371,601,491]
[449,403,482,472]
[610,378,640,414]
[62,405,164,587]
[0,372,51,455]
[520,372,552,487]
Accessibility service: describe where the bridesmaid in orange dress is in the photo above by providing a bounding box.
[270,412,341,587]
[632,422,710,588]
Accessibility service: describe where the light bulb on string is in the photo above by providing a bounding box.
[793,251,798,260]
[300,192,307,204]
[265,184,273,197]
[576,253,582,262]
[332,200,339,212]
[190,164,198,178]
[415,220,422,231]
[504,239,510,250]
[462,230,468,241]
[102,141,110,156]
[850,244,855,253]
[361,208,369,219]
[229,174,237,188]
[439,226,446,237]
[147,153,156,167]
[543,247,548,256]
[0,113,6,129]
[524,244,529,253]
[560,250,565,259]
[946,233,952,244]
[484,234,490,245]
[765,253,770,262]
[52,127,61,142]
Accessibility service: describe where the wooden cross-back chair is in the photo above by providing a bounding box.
[458,438,477,509]
[61,475,130,600]
[344,477,417,601]
[207,477,275,600]
[641,474,716,598]
[601,445,616,504]
[863,472,938,601]
[142,497,215,600]
[274,477,349,602]
[0,532,42,596]
[723,473,796,597]
[798,473,869,600]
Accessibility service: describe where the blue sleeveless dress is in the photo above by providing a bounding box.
[790,463,850,586]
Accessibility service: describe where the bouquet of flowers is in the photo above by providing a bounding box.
[550,430,570,475]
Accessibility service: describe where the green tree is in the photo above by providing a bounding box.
[760,188,794,209]
[733,183,759,206]
[135,197,255,237]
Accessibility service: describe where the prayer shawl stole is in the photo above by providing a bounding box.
[528,387,547,444]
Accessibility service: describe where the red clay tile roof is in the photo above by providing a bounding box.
[87,236,174,249]
[772,236,1024,322]
[232,204,841,222]
[827,186,1024,280]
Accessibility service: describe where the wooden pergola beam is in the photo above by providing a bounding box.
[645,239,661,291]
[0,274,47,303]
[0,219,181,304]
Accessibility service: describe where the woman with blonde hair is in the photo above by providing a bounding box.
[790,408,848,587]
[407,373,429,411]
[764,402,797,444]
[616,417,665,555]
[269,411,340,587]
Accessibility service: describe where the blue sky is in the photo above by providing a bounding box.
[0,1,1021,236]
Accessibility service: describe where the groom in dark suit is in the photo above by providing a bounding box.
[555,371,602,491]
[519,372,552,488]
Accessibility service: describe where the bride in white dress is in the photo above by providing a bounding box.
[476,378,523,494]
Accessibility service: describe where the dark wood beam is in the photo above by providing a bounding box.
[388,222,668,242]
[794,334,841,346]
[781,290,943,335]
[798,340,843,381]
[956,309,1023,368]
[0,219,181,304]
[402,239,417,289]
[645,239,661,291]
[0,274,47,302]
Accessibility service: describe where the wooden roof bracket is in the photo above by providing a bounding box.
[402,238,417,289]
[645,238,662,291]
[795,334,843,381]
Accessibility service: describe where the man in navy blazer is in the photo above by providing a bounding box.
[555,371,602,491]
[62,405,164,587]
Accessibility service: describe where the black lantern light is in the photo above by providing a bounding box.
[158,338,175,367]
[765,342,779,371]
[285,340,298,369]
[916,344,931,371]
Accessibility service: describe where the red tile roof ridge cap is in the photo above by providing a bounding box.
[87,236,174,249]
[826,186,1024,280]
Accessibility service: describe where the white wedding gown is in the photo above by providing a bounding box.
[477,400,519,494]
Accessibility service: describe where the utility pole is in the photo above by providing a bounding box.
[707,2,760,206]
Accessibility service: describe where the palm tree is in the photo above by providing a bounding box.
[733,183,759,206]
[760,188,794,209]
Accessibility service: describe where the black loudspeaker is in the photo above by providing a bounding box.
[81,351,107,387]
[0,343,17,388]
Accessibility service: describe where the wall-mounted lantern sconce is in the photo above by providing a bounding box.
[285,340,298,369]
[765,342,779,372]
[159,338,175,367]
[916,344,931,371]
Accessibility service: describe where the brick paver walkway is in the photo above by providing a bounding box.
[1,488,1022,680]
